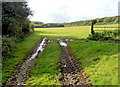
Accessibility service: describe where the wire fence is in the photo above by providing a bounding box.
[94,27,118,31]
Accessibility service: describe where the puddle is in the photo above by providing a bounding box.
[59,41,91,86]
[59,40,67,47]
[57,38,60,41]
[29,38,48,60]
[69,39,74,41]
[65,39,69,41]
[48,40,51,43]
[5,38,49,85]
[65,38,74,41]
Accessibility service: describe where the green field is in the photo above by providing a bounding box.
[3,24,118,85]
[35,24,118,39]
[35,26,91,39]
[94,24,118,31]
[94,24,118,28]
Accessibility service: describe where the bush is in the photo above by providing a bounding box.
[15,32,26,41]
[88,32,107,40]
[2,36,16,59]
[87,31,118,41]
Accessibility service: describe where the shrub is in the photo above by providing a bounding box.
[2,36,16,59]
[88,32,107,40]
[87,31,118,41]
[15,32,26,41]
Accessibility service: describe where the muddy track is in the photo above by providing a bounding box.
[59,39,92,86]
[63,38,120,43]
[4,38,50,86]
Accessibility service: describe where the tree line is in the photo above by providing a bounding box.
[32,21,64,28]
[63,16,119,27]
[33,16,119,28]
[2,2,33,58]
[34,23,64,28]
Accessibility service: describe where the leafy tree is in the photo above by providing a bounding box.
[2,2,32,38]
[103,17,112,23]
[2,2,33,58]
[34,22,44,25]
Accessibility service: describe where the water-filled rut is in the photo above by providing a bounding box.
[4,38,50,86]
[58,39,91,86]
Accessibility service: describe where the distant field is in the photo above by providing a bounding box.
[94,24,118,31]
[35,26,90,39]
[94,24,118,28]
[35,24,118,39]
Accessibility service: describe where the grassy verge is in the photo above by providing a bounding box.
[26,41,62,85]
[68,40,118,85]
[2,32,42,84]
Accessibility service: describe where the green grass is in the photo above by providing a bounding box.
[26,41,62,85]
[94,24,118,31]
[2,32,43,84]
[35,26,91,39]
[35,24,118,39]
[3,23,118,85]
[68,40,118,85]
[94,24,118,27]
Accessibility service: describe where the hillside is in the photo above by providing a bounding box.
[32,16,119,28]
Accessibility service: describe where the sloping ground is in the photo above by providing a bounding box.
[68,40,118,85]
[4,38,49,86]
[59,39,91,86]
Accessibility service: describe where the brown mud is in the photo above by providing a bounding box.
[59,39,92,87]
[63,38,120,43]
[3,38,49,86]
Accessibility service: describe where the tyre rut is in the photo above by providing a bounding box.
[59,39,92,86]
[4,38,50,86]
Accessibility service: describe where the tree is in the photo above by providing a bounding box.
[2,2,33,58]
[103,17,112,23]
[2,2,32,38]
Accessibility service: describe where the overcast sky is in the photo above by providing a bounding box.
[28,0,119,23]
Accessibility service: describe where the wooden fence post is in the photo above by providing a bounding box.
[91,20,97,35]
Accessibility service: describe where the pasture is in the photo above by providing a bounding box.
[3,24,119,86]
[35,24,118,39]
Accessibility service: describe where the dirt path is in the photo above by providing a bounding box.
[58,39,92,86]
[4,38,50,86]
[63,38,120,43]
